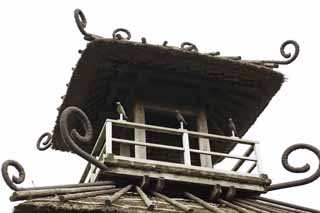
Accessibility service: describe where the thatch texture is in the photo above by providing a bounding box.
[51,39,284,157]
[13,192,316,213]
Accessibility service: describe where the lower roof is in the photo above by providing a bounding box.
[13,192,316,213]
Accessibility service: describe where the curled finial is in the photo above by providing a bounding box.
[74,9,103,41]
[262,40,300,66]
[1,160,26,191]
[268,143,320,191]
[60,106,109,170]
[112,28,131,40]
[180,42,198,52]
[36,132,52,151]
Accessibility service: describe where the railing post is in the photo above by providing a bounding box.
[182,132,191,166]
[105,121,112,154]
[254,143,263,175]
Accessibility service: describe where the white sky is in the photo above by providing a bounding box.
[1,1,320,212]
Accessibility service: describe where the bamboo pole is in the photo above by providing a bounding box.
[152,191,193,213]
[23,180,115,191]
[234,199,288,213]
[135,186,155,210]
[10,185,115,201]
[59,188,121,201]
[105,184,132,206]
[217,199,250,213]
[184,192,225,213]
[232,200,269,213]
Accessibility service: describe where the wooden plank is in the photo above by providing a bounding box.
[103,166,266,192]
[109,155,263,180]
[231,145,254,171]
[112,138,184,151]
[197,111,212,168]
[134,100,146,159]
[189,149,257,162]
[107,119,258,145]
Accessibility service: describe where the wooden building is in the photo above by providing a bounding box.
[3,9,320,213]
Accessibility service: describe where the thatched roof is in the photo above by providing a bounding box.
[13,191,317,213]
[51,39,284,154]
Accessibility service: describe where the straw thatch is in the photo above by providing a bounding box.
[51,39,284,157]
[13,192,315,213]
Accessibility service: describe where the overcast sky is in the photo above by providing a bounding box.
[1,1,320,212]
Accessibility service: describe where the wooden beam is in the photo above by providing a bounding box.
[140,175,150,190]
[224,186,236,201]
[10,185,115,201]
[59,188,120,201]
[218,199,250,213]
[231,145,254,171]
[136,185,155,210]
[155,177,165,192]
[184,192,225,213]
[152,191,194,212]
[197,111,212,168]
[208,185,222,202]
[105,184,133,206]
[134,100,146,159]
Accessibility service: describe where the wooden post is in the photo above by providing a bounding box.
[134,100,146,159]
[197,111,212,168]
[105,121,113,154]
[254,143,263,175]
[182,132,191,166]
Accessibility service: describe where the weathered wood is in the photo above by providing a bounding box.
[59,188,121,201]
[105,121,113,154]
[10,185,115,201]
[224,186,236,201]
[246,198,307,213]
[152,191,194,212]
[190,148,256,162]
[197,111,212,168]
[134,100,146,159]
[218,199,250,213]
[184,192,225,213]
[182,132,191,166]
[247,162,257,174]
[112,137,184,151]
[254,143,264,174]
[231,145,254,171]
[103,155,269,191]
[155,177,165,192]
[109,119,258,145]
[232,200,269,213]
[235,199,287,213]
[105,184,132,205]
[140,175,150,190]
[208,185,222,202]
[135,186,155,210]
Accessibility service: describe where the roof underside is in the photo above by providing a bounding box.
[51,39,284,154]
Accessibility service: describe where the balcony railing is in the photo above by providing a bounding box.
[80,119,263,183]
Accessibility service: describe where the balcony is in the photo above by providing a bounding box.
[80,119,270,193]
